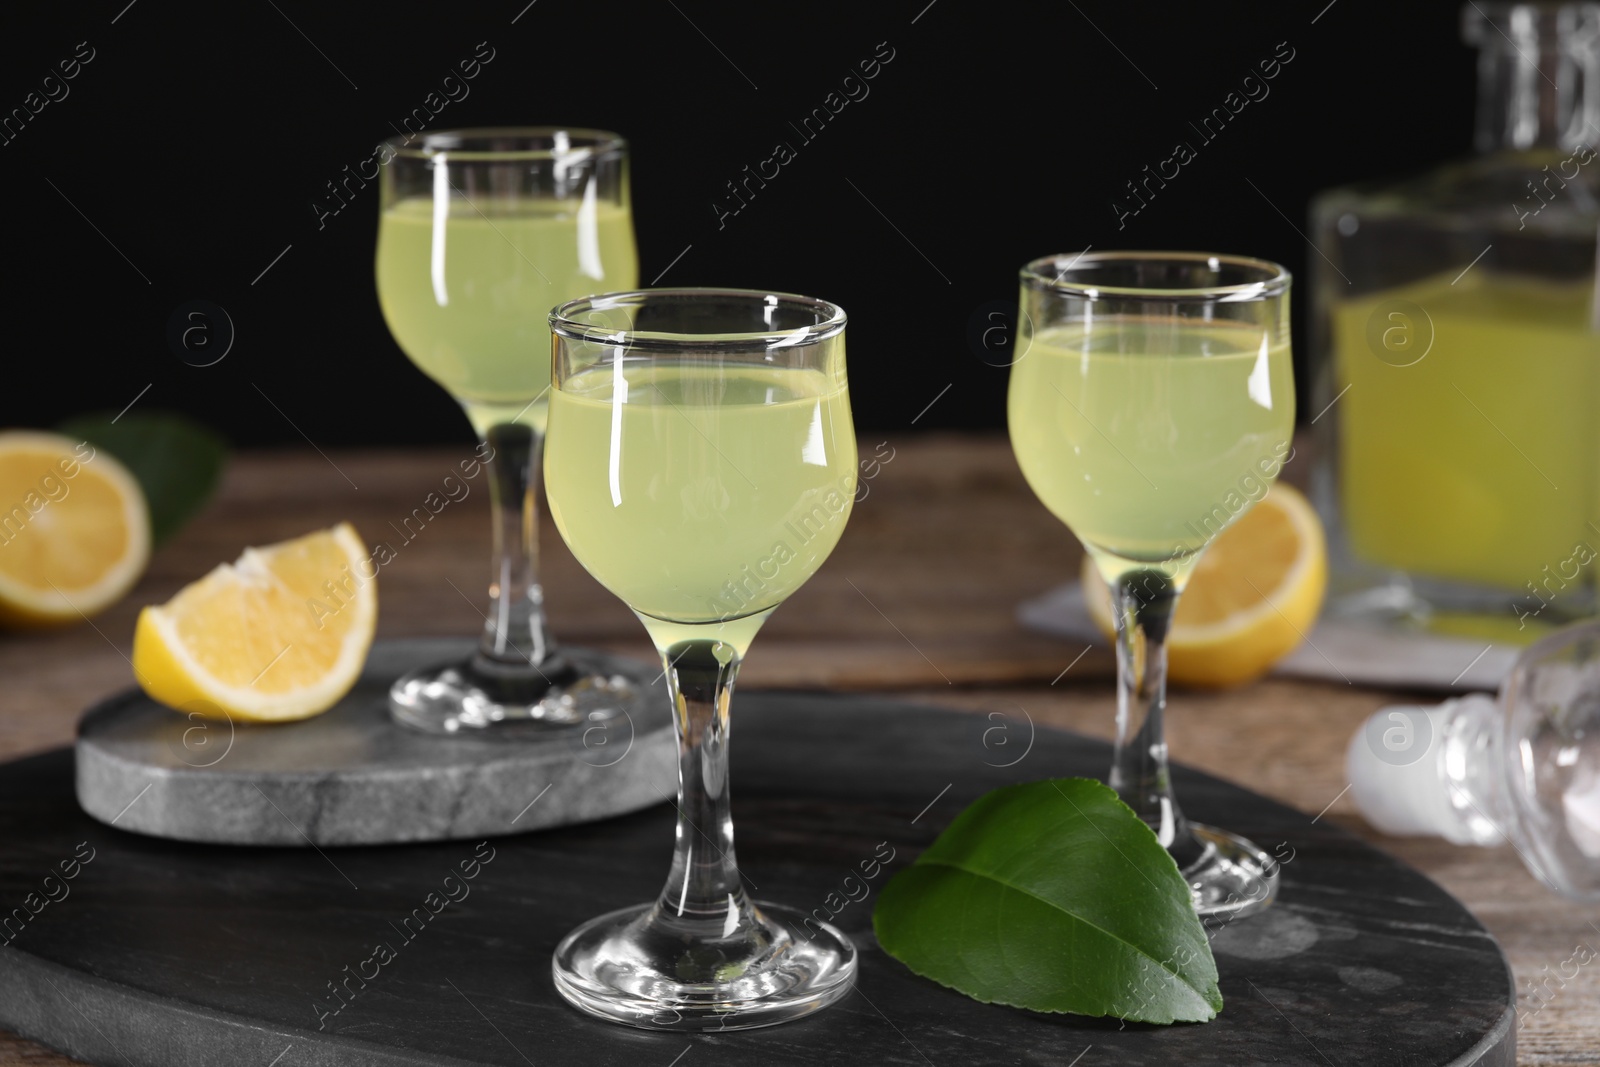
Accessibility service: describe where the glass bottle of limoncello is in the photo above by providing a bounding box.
[1310,2,1600,639]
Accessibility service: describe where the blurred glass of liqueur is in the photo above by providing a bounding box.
[1310,2,1600,636]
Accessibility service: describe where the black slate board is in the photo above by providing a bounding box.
[0,693,1512,1067]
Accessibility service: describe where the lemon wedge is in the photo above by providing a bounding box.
[133,523,375,722]
[0,431,150,628]
[1084,483,1326,688]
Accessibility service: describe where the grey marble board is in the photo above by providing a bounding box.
[75,638,675,845]
[4,693,1511,1067]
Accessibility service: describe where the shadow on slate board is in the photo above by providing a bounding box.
[0,692,1513,1067]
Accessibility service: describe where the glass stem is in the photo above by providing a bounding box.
[654,639,757,942]
[1108,569,1201,867]
[477,422,553,669]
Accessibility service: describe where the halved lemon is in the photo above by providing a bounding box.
[0,431,151,629]
[1083,483,1327,688]
[133,523,376,722]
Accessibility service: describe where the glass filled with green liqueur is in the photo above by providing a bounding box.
[546,288,858,1030]
[1010,251,1295,919]
[376,127,650,734]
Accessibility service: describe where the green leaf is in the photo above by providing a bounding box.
[57,411,228,546]
[873,777,1221,1024]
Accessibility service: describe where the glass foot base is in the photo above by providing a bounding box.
[552,902,858,1031]
[1183,823,1280,921]
[389,648,655,737]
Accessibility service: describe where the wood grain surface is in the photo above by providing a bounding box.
[0,436,1590,1065]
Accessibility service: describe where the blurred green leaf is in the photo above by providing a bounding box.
[57,411,228,545]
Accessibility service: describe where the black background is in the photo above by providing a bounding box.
[3,0,1471,446]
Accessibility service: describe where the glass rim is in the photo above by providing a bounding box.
[549,288,848,350]
[382,126,627,162]
[1020,251,1292,302]
[1507,619,1600,681]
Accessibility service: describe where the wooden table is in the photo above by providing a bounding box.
[0,436,1589,1065]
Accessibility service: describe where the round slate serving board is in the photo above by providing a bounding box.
[74,639,674,845]
[2,693,1511,1067]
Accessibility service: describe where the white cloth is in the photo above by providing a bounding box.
[1018,581,1519,692]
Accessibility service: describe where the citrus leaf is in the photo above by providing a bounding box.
[57,411,228,546]
[873,777,1221,1024]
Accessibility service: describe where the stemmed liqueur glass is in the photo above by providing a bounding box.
[545,289,858,1029]
[375,127,652,733]
[1008,252,1295,918]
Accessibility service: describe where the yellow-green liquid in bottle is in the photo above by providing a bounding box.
[1333,272,1600,594]
[1008,318,1295,581]
[375,196,637,435]
[546,361,856,654]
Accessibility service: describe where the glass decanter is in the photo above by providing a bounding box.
[1308,1,1600,640]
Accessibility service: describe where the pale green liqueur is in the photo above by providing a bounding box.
[546,361,855,654]
[1008,317,1295,580]
[376,196,637,435]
